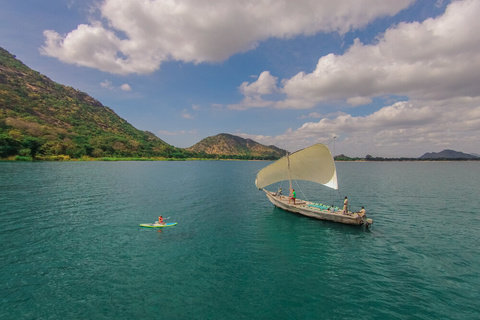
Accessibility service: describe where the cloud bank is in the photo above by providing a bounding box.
[240,96,480,157]
[234,0,480,156]
[40,0,413,75]
[233,0,480,110]
[39,0,480,156]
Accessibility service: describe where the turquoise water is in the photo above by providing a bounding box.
[1,161,479,319]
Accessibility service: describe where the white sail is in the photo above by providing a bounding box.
[255,143,338,190]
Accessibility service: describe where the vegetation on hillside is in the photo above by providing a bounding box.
[0,47,192,159]
[187,133,286,160]
[0,47,284,161]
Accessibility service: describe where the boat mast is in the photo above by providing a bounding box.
[287,151,293,192]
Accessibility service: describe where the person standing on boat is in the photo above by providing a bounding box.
[289,189,296,205]
[343,197,349,213]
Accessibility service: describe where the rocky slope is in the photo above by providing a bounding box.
[188,133,286,159]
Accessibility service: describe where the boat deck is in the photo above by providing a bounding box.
[264,190,366,226]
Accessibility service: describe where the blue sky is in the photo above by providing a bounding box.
[1,0,479,157]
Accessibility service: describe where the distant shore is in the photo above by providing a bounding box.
[2,156,479,162]
[0,155,269,162]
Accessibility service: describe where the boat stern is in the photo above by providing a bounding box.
[365,218,373,228]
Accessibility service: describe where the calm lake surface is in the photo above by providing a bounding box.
[1,161,479,319]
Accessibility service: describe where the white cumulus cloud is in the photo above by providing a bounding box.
[40,0,413,75]
[240,97,480,157]
[234,0,480,156]
[229,71,279,110]
[235,0,480,110]
[120,83,131,91]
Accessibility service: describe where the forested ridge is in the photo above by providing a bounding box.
[0,47,187,159]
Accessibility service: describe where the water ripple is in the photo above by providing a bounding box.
[1,161,479,319]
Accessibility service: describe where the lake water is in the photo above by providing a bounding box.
[1,161,479,319]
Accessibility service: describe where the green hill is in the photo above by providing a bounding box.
[0,47,190,159]
[187,133,286,160]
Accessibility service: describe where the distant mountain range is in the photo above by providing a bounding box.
[419,149,479,160]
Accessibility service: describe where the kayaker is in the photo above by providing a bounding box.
[158,216,165,225]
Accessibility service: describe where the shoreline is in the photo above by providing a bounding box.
[0,156,273,162]
[2,155,479,162]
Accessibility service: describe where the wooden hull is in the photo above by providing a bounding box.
[263,190,368,226]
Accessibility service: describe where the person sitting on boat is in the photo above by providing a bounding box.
[289,188,296,205]
[358,207,366,217]
[158,216,165,225]
[276,188,282,197]
[342,196,348,214]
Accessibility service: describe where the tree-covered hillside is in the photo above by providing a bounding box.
[0,47,194,159]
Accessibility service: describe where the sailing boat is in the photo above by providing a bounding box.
[255,144,373,227]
